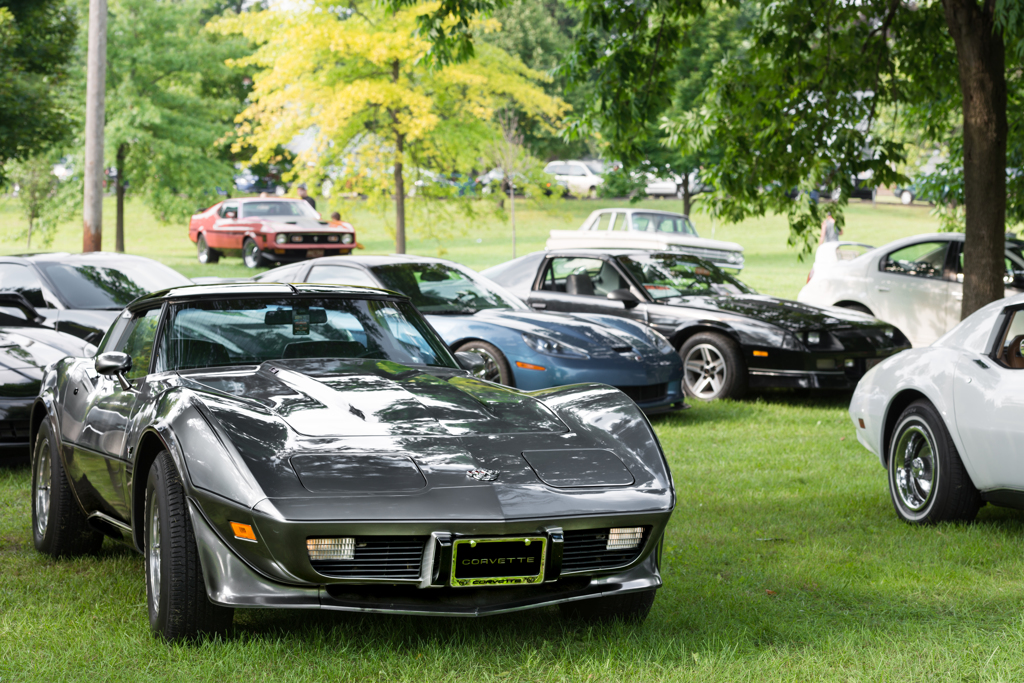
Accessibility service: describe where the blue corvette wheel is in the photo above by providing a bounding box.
[455,340,513,385]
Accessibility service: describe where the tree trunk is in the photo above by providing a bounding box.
[681,178,692,217]
[115,143,127,253]
[509,178,516,259]
[27,218,32,250]
[82,0,107,253]
[394,132,406,254]
[942,0,1007,319]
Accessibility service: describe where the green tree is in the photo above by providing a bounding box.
[0,1,77,184]
[7,153,61,249]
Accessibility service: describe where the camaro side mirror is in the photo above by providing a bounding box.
[455,351,487,375]
[607,288,640,309]
[224,210,237,219]
[95,352,134,391]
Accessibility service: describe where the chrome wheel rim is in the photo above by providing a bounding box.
[683,343,727,399]
[147,495,161,615]
[197,235,209,263]
[33,436,51,539]
[243,240,260,268]
[892,423,936,512]
[468,348,503,383]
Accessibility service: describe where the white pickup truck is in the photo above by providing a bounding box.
[546,208,745,271]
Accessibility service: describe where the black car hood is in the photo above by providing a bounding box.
[0,327,94,371]
[185,358,569,438]
[673,294,882,332]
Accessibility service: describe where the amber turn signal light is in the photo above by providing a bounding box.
[753,350,768,357]
[230,522,257,542]
[858,418,865,429]
[515,361,546,371]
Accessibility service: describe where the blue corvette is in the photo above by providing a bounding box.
[248,255,687,413]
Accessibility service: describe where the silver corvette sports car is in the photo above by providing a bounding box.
[30,283,675,641]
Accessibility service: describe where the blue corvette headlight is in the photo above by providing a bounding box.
[646,328,675,355]
[522,332,589,358]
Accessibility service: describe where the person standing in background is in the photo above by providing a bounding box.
[297,185,316,211]
[819,211,841,245]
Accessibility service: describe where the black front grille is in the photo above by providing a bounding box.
[615,383,668,404]
[0,420,30,444]
[309,536,426,579]
[561,528,649,574]
[292,234,345,244]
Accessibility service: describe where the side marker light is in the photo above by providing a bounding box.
[858,418,865,429]
[515,361,546,371]
[230,522,257,542]
[753,350,768,357]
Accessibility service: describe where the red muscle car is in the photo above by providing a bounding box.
[188,198,357,268]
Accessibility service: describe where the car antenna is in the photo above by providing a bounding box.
[286,283,298,294]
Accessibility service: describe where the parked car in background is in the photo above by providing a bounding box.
[543,160,604,198]
[30,282,674,640]
[644,170,712,199]
[0,252,191,344]
[546,209,745,271]
[483,249,910,401]
[252,255,687,413]
[850,292,1024,524]
[799,234,1024,347]
[188,197,357,268]
[894,185,917,205]
[0,293,95,462]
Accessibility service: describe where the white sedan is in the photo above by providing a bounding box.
[849,292,1024,524]
[542,160,604,198]
[799,233,1024,347]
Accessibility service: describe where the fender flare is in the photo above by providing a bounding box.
[668,320,742,350]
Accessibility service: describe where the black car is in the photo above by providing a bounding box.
[0,252,192,345]
[1,293,95,461]
[482,249,911,401]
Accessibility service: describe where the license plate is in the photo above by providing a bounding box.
[451,537,546,587]
[307,249,325,258]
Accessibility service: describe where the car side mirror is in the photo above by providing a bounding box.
[454,351,487,375]
[224,210,237,219]
[607,288,640,309]
[95,352,134,391]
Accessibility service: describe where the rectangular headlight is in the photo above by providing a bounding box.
[307,537,355,561]
[606,527,644,551]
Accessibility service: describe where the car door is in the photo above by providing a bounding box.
[526,256,641,317]
[565,163,590,195]
[869,239,954,347]
[206,202,242,250]
[65,306,162,521]
[952,305,1024,491]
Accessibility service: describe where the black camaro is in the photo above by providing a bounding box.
[482,249,911,400]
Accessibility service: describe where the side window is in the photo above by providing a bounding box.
[998,309,1024,369]
[954,251,1024,288]
[566,164,587,177]
[593,213,613,231]
[219,203,239,218]
[542,258,608,296]
[307,265,378,288]
[609,213,628,231]
[98,310,133,354]
[256,264,302,283]
[117,308,162,379]
[0,263,49,309]
[883,241,950,279]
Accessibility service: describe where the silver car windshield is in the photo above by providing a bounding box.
[161,297,457,371]
[618,254,756,300]
[631,213,697,236]
[241,201,318,219]
[370,263,525,315]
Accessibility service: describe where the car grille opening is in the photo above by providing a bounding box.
[0,419,30,444]
[307,536,426,579]
[561,527,650,574]
[615,383,668,404]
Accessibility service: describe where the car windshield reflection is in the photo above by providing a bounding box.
[370,263,525,315]
[616,254,756,300]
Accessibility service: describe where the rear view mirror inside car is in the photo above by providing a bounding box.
[264,308,328,325]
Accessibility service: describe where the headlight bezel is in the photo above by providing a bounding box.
[521,332,590,359]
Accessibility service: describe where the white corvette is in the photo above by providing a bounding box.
[798,233,1024,347]
[849,292,1024,524]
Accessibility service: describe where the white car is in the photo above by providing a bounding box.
[798,233,1024,347]
[645,170,711,198]
[546,208,745,271]
[849,292,1024,524]
[542,160,604,198]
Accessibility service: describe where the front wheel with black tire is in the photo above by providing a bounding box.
[560,589,656,624]
[146,451,233,641]
[455,340,514,386]
[196,234,220,264]
[887,400,981,524]
[242,237,269,269]
[32,421,104,557]
[679,332,747,401]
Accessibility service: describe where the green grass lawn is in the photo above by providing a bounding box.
[7,194,1018,681]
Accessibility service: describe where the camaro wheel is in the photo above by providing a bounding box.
[455,340,514,386]
[560,589,656,624]
[146,451,233,641]
[887,400,981,524]
[31,421,103,557]
[679,332,746,401]
[196,234,220,264]
[242,237,269,269]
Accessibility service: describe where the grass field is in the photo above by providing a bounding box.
[8,194,1023,682]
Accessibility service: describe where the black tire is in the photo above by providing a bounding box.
[455,340,514,386]
[560,589,656,624]
[196,234,220,264]
[242,237,269,269]
[836,301,873,316]
[679,332,747,401]
[887,400,981,524]
[32,421,103,557]
[146,451,233,641]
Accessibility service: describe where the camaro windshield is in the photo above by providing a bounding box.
[160,297,457,371]
[617,254,757,300]
[370,263,524,314]
[241,201,319,219]
[35,261,190,310]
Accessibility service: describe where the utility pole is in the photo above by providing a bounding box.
[82,0,107,252]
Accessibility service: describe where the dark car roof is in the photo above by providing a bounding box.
[128,282,409,309]
[528,248,713,261]
[0,252,174,266]
[288,254,455,269]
